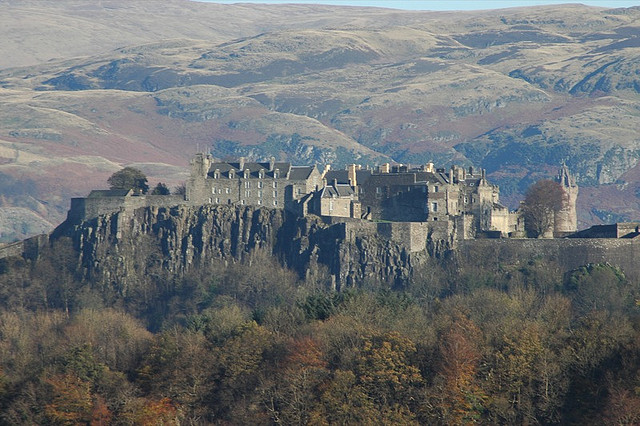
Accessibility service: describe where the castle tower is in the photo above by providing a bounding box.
[555,164,578,235]
[186,153,212,202]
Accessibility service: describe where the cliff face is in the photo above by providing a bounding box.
[62,205,426,292]
[56,204,640,294]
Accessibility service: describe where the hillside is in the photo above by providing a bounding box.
[3,203,640,423]
[1,0,640,240]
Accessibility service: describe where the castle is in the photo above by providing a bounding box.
[65,153,581,241]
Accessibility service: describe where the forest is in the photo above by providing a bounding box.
[1,237,640,425]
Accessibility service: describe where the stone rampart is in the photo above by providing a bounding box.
[68,195,186,224]
[0,234,48,261]
[458,238,640,281]
[0,241,24,260]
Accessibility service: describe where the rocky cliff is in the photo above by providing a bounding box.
[51,204,640,294]
[57,204,428,292]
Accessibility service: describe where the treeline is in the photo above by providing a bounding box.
[1,239,640,424]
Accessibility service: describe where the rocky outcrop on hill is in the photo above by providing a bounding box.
[39,204,640,293]
[59,205,428,293]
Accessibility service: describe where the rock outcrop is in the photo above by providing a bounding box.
[57,204,431,292]
[50,204,640,293]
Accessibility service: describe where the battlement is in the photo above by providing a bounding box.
[67,193,186,224]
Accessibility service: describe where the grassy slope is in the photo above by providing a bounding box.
[1,1,640,240]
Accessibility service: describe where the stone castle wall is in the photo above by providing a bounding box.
[457,238,640,281]
[0,234,49,261]
[68,195,186,224]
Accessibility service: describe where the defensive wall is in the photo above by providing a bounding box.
[457,238,640,281]
[67,195,186,224]
[319,216,451,253]
[0,234,49,261]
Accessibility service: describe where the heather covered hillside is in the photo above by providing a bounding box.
[1,0,640,240]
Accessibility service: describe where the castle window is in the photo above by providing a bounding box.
[208,198,212,203]
[273,181,278,188]
[464,196,468,204]
[258,181,263,188]
[329,200,334,211]
[241,199,245,205]
[431,202,438,212]
[376,187,382,194]
[212,187,216,194]
[213,172,219,179]
[297,188,302,196]
[258,190,263,197]
[434,186,439,193]
[273,190,278,198]
[245,190,250,197]
[273,200,278,206]
[245,181,250,188]
[215,197,219,203]
[274,172,279,179]
[258,200,262,205]
[225,188,230,194]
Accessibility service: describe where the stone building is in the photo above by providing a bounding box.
[325,162,522,237]
[555,164,579,236]
[306,181,361,218]
[64,154,537,241]
[186,153,322,211]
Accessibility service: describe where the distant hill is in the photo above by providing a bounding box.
[1,0,640,241]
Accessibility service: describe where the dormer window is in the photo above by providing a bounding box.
[229,170,235,179]
[258,170,264,179]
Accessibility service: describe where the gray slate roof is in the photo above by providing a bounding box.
[88,189,132,198]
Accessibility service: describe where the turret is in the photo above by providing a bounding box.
[555,164,578,235]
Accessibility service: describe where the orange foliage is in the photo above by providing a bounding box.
[285,337,327,370]
[45,373,94,425]
[436,313,486,423]
[131,397,180,426]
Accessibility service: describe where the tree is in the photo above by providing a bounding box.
[107,167,149,194]
[174,183,186,195]
[522,179,566,238]
[151,182,170,195]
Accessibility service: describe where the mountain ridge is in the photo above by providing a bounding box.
[1,1,640,241]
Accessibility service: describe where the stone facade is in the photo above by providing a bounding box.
[325,162,523,238]
[555,164,579,235]
[186,153,322,211]
[63,155,582,244]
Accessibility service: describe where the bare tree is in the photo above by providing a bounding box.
[522,179,566,238]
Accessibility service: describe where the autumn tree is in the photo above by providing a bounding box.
[522,179,566,238]
[107,167,149,194]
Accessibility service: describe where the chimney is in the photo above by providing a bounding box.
[380,163,390,173]
[239,157,245,171]
[269,156,275,171]
[321,164,331,179]
[425,162,434,173]
[348,164,357,187]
